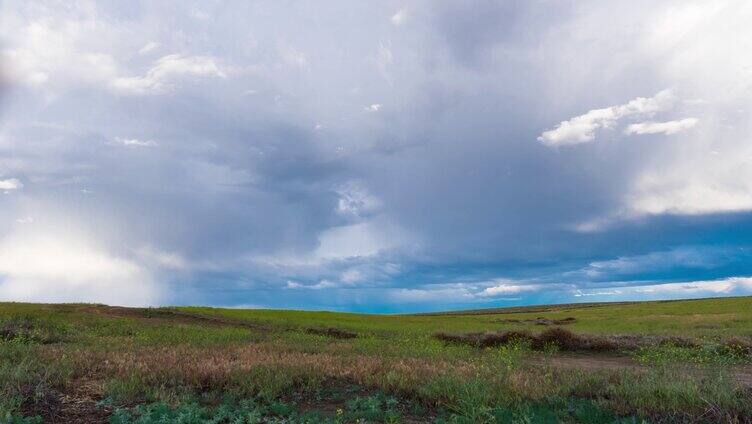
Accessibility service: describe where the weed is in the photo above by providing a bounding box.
[0,318,66,345]
[634,341,751,365]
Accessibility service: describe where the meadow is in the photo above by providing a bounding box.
[1,297,751,423]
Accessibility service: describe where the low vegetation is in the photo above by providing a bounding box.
[434,327,623,351]
[304,327,358,340]
[1,297,751,423]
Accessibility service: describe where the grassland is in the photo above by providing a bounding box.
[1,297,751,423]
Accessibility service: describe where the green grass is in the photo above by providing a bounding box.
[1,297,751,423]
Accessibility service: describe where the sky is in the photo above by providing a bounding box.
[1,1,752,312]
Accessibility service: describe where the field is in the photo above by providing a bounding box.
[1,297,752,423]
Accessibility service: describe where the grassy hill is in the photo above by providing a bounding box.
[1,297,751,423]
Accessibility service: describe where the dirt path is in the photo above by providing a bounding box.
[534,353,641,371]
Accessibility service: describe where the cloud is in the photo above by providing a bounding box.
[630,178,752,215]
[0,227,162,306]
[388,286,477,303]
[537,90,677,146]
[139,41,160,55]
[573,277,752,299]
[624,118,698,135]
[286,279,339,290]
[1,18,119,89]
[479,281,540,297]
[110,137,157,147]
[0,178,23,191]
[577,247,724,280]
[336,183,381,218]
[391,9,407,26]
[135,246,189,270]
[1,0,752,311]
[111,54,225,95]
[277,43,307,68]
[340,268,364,283]
[374,42,393,84]
[314,222,403,260]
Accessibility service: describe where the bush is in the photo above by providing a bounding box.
[434,328,621,352]
[304,327,357,340]
[721,337,752,357]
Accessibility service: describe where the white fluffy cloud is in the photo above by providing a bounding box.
[110,137,157,147]
[538,90,677,146]
[624,118,698,135]
[0,178,22,191]
[1,17,119,89]
[574,277,752,299]
[0,11,224,97]
[479,281,540,297]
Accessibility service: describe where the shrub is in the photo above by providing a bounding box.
[304,327,357,340]
[535,328,584,351]
[721,337,752,357]
[435,328,621,352]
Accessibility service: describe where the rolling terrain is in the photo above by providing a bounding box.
[1,297,751,423]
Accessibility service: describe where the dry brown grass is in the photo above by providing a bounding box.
[40,343,483,400]
[29,340,752,422]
